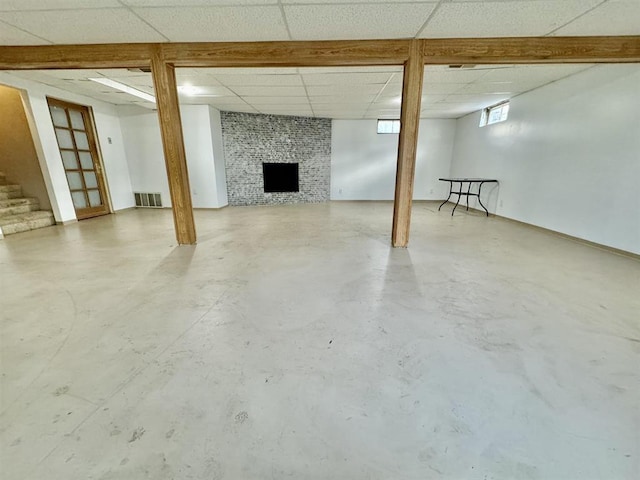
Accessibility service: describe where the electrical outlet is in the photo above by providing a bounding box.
[429,188,434,194]
[339,188,343,194]
[500,200,503,207]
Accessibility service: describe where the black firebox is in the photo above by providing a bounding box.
[262,163,299,193]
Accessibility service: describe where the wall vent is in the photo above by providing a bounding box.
[134,192,162,208]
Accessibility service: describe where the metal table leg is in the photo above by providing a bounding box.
[477,181,489,216]
[451,181,463,216]
[438,181,453,211]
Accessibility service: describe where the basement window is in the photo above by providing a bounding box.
[377,119,400,134]
[480,101,510,127]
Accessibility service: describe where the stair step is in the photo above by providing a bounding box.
[0,197,40,216]
[0,210,56,236]
[0,184,22,200]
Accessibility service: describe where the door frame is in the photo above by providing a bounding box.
[46,97,112,219]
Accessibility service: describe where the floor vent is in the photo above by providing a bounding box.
[134,192,162,208]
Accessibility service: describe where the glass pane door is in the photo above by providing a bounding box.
[47,98,109,219]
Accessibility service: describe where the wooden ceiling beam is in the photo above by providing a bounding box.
[0,43,154,70]
[161,39,411,67]
[2,36,637,71]
[422,36,640,65]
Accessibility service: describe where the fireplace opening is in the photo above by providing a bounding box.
[263,163,299,193]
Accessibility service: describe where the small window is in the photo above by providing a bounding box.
[480,101,510,127]
[377,119,400,134]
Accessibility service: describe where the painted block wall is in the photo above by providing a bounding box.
[221,111,331,206]
[450,64,640,255]
[0,72,134,223]
[0,84,51,211]
[331,119,456,200]
[119,104,228,209]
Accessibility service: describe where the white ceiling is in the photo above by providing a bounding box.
[0,0,638,45]
[0,0,636,119]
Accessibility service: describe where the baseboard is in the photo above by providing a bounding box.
[439,201,639,261]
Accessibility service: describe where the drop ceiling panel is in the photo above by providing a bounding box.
[133,6,289,42]
[552,0,640,36]
[216,105,258,113]
[241,96,309,105]
[0,8,167,44]
[212,74,303,87]
[229,86,307,97]
[301,73,394,86]
[309,95,378,104]
[44,70,103,80]
[372,97,402,108]
[123,0,276,5]
[456,82,518,95]
[0,20,49,45]
[96,69,151,78]
[116,76,155,88]
[258,107,314,115]
[443,93,509,106]
[300,67,403,74]
[284,3,437,40]
[421,94,448,104]
[424,67,491,83]
[421,84,467,95]
[192,96,247,106]
[479,65,593,83]
[175,73,222,87]
[419,0,602,38]
[0,0,122,10]
[199,68,299,75]
[307,84,384,96]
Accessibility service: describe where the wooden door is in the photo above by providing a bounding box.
[47,98,109,219]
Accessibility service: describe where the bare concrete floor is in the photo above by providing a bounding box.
[1,202,638,479]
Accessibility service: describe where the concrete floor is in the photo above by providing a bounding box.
[1,202,638,479]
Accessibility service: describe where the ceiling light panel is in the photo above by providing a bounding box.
[89,77,156,103]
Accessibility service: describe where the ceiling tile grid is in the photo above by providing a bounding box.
[130,6,290,42]
[4,62,605,119]
[551,0,640,36]
[418,0,604,38]
[283,3,437,40]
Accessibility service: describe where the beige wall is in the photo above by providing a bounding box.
[0,84,51,210]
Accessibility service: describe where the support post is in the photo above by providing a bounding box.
[391,40,424,247]
[150,48,196,245]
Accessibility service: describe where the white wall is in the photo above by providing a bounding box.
[209,107,228,207]
[0,73,134,222]
[331,119,456,200]
[119,104,228,209]
[450,64,640,255]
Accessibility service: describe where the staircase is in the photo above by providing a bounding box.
[0,172,56,236]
